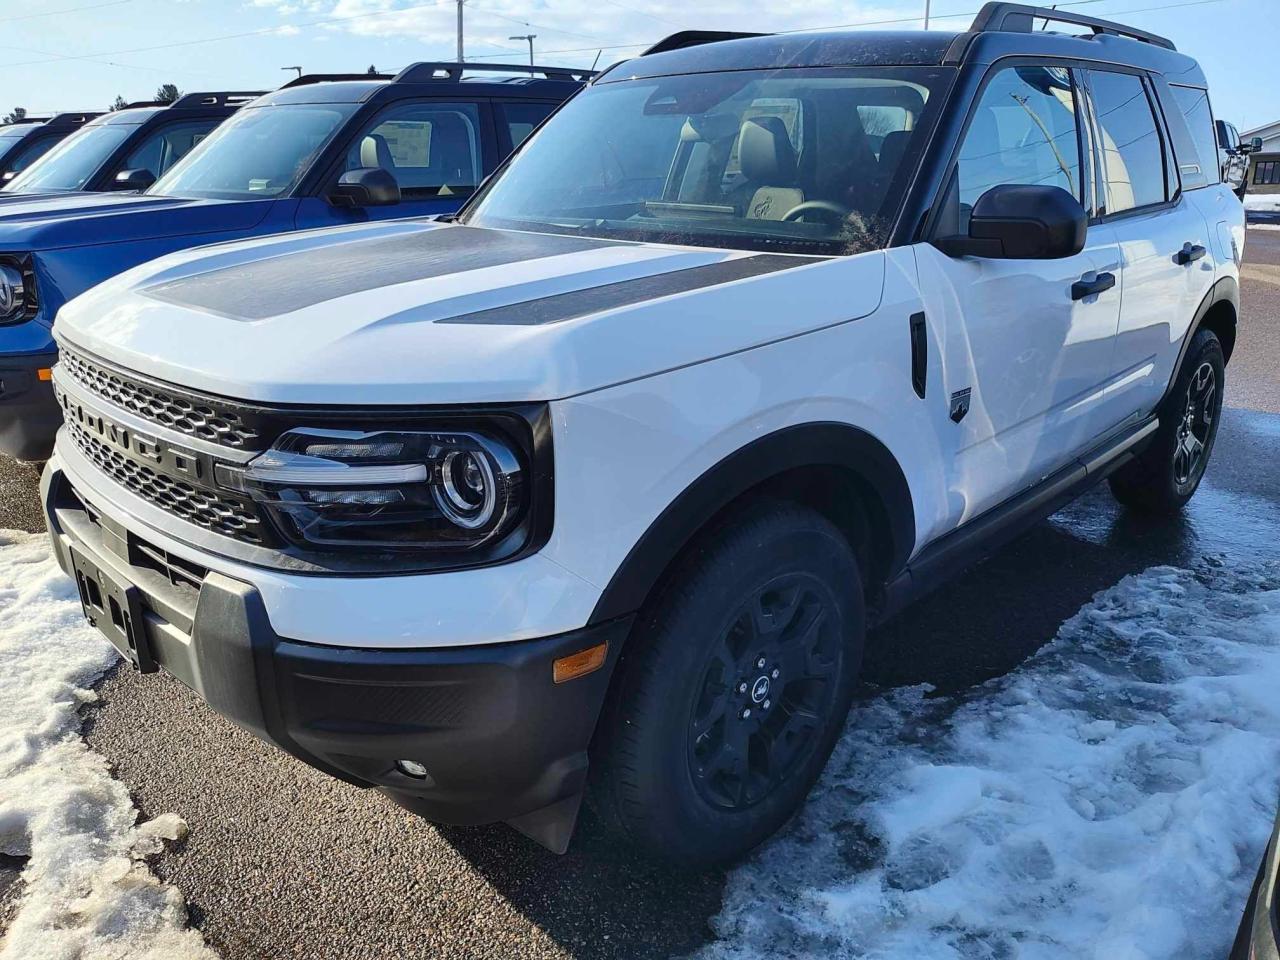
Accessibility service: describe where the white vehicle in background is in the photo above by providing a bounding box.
[42,3,1244,866]
[1216,118,1262,200]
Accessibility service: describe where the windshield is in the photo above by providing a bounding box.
[3,123,133,192]
[150,103,358,201]
[465,66,949,255]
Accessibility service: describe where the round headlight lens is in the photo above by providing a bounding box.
[0,264,24,322]
[435,448,497,529]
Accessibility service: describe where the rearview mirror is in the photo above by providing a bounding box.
[113,168,156,191]
[328,167,401,208]
[937,184,1086,260]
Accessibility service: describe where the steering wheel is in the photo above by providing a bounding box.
[781,200,851,224]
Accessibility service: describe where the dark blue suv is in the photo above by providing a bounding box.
[0,113,100,186]
[0,63,589,461]
[1,93,263,200]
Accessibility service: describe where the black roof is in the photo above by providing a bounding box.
[612,2,1204,85]
[259,61,592,107]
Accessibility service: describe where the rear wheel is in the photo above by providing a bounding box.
[1109,328,1224,513]
[593,500,864,867]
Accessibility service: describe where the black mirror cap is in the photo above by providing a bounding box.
[948,184,1087,260]
[114,168,156,191]
[328,167,401,208]
[1250,137,1265,154]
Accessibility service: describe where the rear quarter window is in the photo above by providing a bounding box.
[1170,84,1220,187]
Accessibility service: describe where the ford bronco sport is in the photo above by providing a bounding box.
[0,113,100,186]
[0,64,588,462]
[43,4,1244,865]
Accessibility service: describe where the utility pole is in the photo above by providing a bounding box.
[456,0,465,62]
[281,66,302,79]
[923,0,931,29]
[509,34,536,66]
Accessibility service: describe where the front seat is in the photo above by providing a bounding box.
[359,133,397,174]
[739,116,803,220]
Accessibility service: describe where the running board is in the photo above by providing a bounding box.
[876,416,1158,624]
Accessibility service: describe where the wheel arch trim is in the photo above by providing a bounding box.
[1162,275,1238,406]
[586,421,916,625]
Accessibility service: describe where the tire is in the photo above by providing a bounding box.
[593,499,864,868]
[1109,327,1225,514]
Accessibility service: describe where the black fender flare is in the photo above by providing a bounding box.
[1161,275,1238,405]
[587,422,916,625]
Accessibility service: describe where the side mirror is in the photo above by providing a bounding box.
[328,167,401,208]
[1248,136,1264,154]
[113,168,156,191]
[937,184,1086,260]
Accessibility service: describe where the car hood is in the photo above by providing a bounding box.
[57,219,886,406]
[0,192,265,249]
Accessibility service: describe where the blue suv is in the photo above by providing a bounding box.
[0,113,100,185]
[1,93,263,200]
[0,63,589,461]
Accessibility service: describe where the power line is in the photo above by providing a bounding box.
[0,0,133,24]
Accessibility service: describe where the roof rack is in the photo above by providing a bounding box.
[642,31,770,57]
[967,2,1175,50]
[2,116,51,126]
[169,91,266,109]
[393,62,595,84]
[281,72,394,89]
[47,112,100,126]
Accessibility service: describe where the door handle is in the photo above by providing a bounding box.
[1071,272,1116,301]
[1175,242,1207,266]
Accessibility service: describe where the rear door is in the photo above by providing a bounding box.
[1083,69,1218,422]
[296,99,496,229]
[914,61,1124,521]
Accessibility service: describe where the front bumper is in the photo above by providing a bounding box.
[0,350,59,461]
[42,463,631,847]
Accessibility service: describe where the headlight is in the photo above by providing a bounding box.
[0,257,34,325]
[215,427,527,554]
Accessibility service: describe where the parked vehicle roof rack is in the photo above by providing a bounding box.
[966,2,1175,50]
[46,112,100,127]
[641,31,770,56]
[169,91,267,109]
[280,72,395,89]
[393,62,595,84]
[2,116,52,126]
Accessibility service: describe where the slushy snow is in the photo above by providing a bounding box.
[0,530,215,959]
[701,559,1280,960]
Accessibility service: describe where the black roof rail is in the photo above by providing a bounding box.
[393,61,595,84]
[47,112,101,126]
[281,72,394,89]
[967,2,1175,50]
[642,31,770,56]
[2,116,52,126]
[169,91,266,109]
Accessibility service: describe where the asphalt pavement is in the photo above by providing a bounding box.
[2,229,1279,959]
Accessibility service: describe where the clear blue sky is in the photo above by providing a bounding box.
[1,0,1275,131]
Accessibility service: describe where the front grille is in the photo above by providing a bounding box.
[66,417,268,545]
[60,347,260,448]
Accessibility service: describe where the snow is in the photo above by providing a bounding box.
[701,558,1280,960]
[0,531,215,960]
[1244,194,1280,214]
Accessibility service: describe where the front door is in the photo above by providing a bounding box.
[914,62,1123,526]
[297,100,494,229]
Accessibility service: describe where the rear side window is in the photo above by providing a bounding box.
[499,102,556,149]
[345,102,483,200]
[955,65,1083,210]
[1087,70,1168,214]
[1169,85,1221,187]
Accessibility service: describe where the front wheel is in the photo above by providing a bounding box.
[592,500,864,868]
[1109,327,1224,513]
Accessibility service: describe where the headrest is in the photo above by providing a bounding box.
[680,113,741,143]
[360,133,395,172]
[878,129,912,171]
[738,116,797,185]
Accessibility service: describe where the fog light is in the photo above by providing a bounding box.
[396,759,429,779]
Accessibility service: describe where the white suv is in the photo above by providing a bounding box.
[42,4,1245,866]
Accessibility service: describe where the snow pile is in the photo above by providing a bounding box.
[0,531,215,959]
[1245,194,1280,214]
[702,560,1280,960]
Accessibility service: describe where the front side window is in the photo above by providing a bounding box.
[120,119,220,181]
[955,65,1083,211]
[465,66,949,256]
[343,102,483,200]
[150,103,357,201]
[1089,71,1169,213]
[1170,84,1221,187]
[2,122,134,192]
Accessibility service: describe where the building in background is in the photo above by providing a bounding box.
[1243,120,1280,195]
